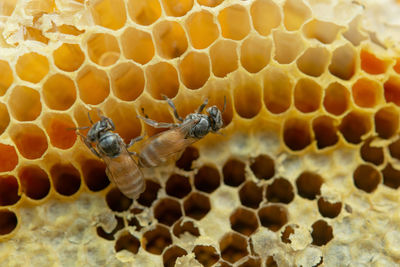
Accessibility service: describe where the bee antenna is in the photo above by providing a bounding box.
[222,95,227,113]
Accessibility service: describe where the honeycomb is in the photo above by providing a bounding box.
[1,0,400,266]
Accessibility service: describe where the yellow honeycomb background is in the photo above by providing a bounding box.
[2,0,400,266]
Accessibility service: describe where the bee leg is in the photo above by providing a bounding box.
[197,98,209,113]
[76,132,102,158]
[222,95,227,113]
[137,115,179,128]
[162,95,183,122]
[87,112,94,124]
[126,135,144,149]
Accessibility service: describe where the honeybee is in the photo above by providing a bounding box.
[137,96,226,168]
[75,112,145,200]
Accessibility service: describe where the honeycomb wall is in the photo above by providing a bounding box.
[1,0,400,266]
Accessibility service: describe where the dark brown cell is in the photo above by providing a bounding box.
[258,205,288,232]
[175,146,199,171]
[173,219,200,238]
[239,181,263,209]
[193,245,220,267]
[166,174,191,198]
[0,176,20,206]
[106,187,133,212]
[183,192,211,220]
[323,82,350,116]
[311,220,333,246]
[283,117,311,151]
[154,198,183,226]
[353,164,381,193]
[374,106,399,139]
[230,208,259,236]
[317,197,342,218]
[137,179,161,207]
[50,164,81,196]
[312,116,339,149]
[296,172,323,200]
[223,159,246,187]
[266,256,278,267]
[163,246,187,267]
[143,224,172,255]
[250,155,275,180]
[80,159,110,192]
[281,225,295,244]
[96,216,124,241]
[266,177,294,204]
[18,165,51,200]
[382,163,400,189]
[339,111,371,144]
[220,232,249,264]
[389,138,400,160]
[194,165,221,193]
[0,143,18,172]
[0,209,17,235]
[360,138,384,166]
[115,233,140,254]
[127,216,142,231]
[384,76,400,106]
[238,257,262,267]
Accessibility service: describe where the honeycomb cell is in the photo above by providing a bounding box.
[251,0,281,36]
[166,174,191,198]
[194,165,220,193]
[323,82,350,116]
[197,0,223,7]
[339,111,371,144]
[9,86,41,121]
[281,225,295,244]
[0,176,20,206]
[266,178,294,204]
[110,62,144,102]
[258,205,288,231]
[106,187,133,212]
[384,76,400,106]
[233,78,262,119]
[193,245,220,267]
[121,27,154,65]
[273,31,304,64]
[185,10,219,49]
[0,60,13,96]
[296,47,330,77]
[90,0,126,30]
[263,67,292,114]
[146,62,179,100]
[57,24,85,36]
[43,74,76,111]
[250,155,275,180]
[283,0,311,31]
[163,246,187,267]
[175,146,199,171]
[80,159,109,192]
[24,26,49,44]
[18,165,50,200]
[50,164,81,196]
[0,103,9,135]
[179,51,210,89]
[342,17,367,46]
[16,52,49,83]
[220,232,249,264]
[296,172,323,200]
[0,144,18,172]
[153,21,188,59]
[127,0,161,26]
[77,65,110,105]
[0,0,17,16]
[10,124,48,160]
[294,78,322,113]
[389,138,400,160]
[173,219,200,237]
[311,220,333,246]
[352,78,382,108]
[353,164,381,193]
[239,257,261,267]
[360,49,389,75]
[137,179,161,207]
[329,44,356,80]
[0,209,17,236]
[230,208,259,236]
[283,117,311,151]
[42,113,77,150]
[239,181,263,209]
[266,257,278,267]
[143,224,172,255]
[240,36,272,74]
[303,20,342,44]
[53,43,85,72]
[382,163,400,189]
[87,33,120,66]
[223,159,246,187]
[394,58,400,74]
[115,233,140,254]
[25,0,56,15]
[360,138,384,166]
[317,197,342,218]
[96,215,124,241]
[183,192,211,220]
[154,198,182,226]
[374,106,399,139]
[312,116,339,149]
[161,0,193,17]
[210,40,238,78]
[218,4,250,41]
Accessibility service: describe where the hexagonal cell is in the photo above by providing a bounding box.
[106,187,133,212]
[153,20,188,59]
[80,159,109,192]
[258,205,288,232]
[283,0,311,31]
[115,232,140,254]
[185,10,219,49]
[266,256,278,267]
[18,165,50,200]
[328,44,356,80]
[110,62,144,102]
[127,0,161,26]
[57,24,85,35]
[0,143,18,172]
[53,43,85,72]
[240,36,272,74]
[121,27,154,65]
[163,245,188,267]
[296,172,323,200]
[77,65,110,105]
[238,257,261,267]
[281,225,295,244]
[0,209,17,236]
[223,159,246,187]
[230,208,259,236]
[43,74,77,111]
[210,40,238,78]
[395,58,400,74]
[384,75,400,106]
[233,77,262,119]
[9,124,48,160]
[263,67,292,114]
[175,146,199,171]
[353,164,381,193]
[296,47,330,77]
[0,60,13,96]
[250,154,275,180]
[154,198,183,226]
[16,52,49,83]
[142,224,172,255]
[146,62,179,100]
[220,232,249,264]
[294,78,322,113]
[389,138,400,160]
[87,33,120,66]
[360,138,384,166]
[42,113,77,150]
[239,181,263,209]
[24,27,49,44]
[166,174,191,199]
[374,106,399,139]
[183,192,211,220]
[90,0,126,30]
[96,215,124,241]
[382,163,400,189]
[323,82,350,116]
[273,30,304,64]
[317,197,342,218]
[311,220,333,246]
[312,115,339,149]
[161,0,193,17]
[218,261,232,267]
[283,117,311,151]
[266,178,294,204]
[137,179,161,207]
[194,165,220,193]
[0,103,10,135]
[179,51,210,90]
[9,86,41,121]
[0,176,20,206]
[339,111,372,144]
[303,20,342,44]
[197,0,223,7]
[352,78,382,108]
[360,49,389,75]
[173,219,200,238]
[343,17,368,46]
[251,0,280,36]
[218,4,250,40]
[50,164,81,196]
[193,245,219,267]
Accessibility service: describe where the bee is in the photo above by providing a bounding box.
[137,96,226,168]
[75,112,145,200]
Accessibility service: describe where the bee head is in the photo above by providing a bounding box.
[206,105,223,132]
[87,116,115,142]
